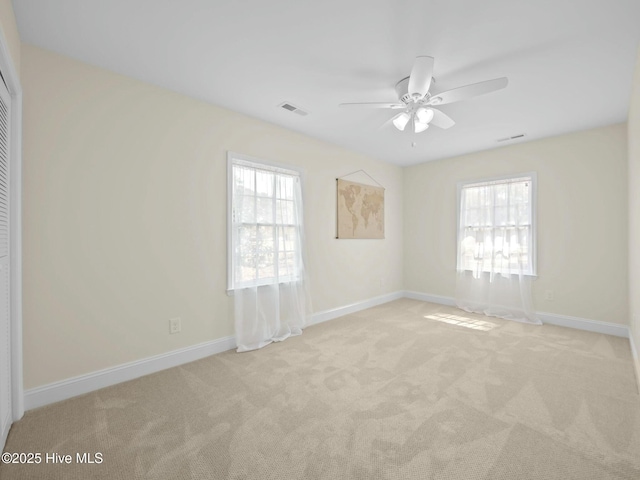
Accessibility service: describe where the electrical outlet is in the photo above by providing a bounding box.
[544,290,554,301]
[169,317,181,334]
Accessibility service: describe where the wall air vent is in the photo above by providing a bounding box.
[278,102,309,116]
[497,133,526,143]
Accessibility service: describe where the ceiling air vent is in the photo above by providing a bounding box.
[497,133,526,143]
[278,102,309,116]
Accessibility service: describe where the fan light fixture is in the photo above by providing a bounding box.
[393,107,435,132]
[414,107,434,132]
[414,120,429,133]
[416,107,434,124]
[392,112,411,131]
[339,56,509,134]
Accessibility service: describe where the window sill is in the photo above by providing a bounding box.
[457,269,538,278]
[227,278,302,296]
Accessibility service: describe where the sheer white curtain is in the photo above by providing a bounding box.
[230,158,311,352]
[455,175,541,325]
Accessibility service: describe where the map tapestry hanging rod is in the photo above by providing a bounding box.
[336,170,385,239]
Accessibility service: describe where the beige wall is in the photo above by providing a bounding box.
[629,44,640,382]
[21,45,403,389]
[0,0,20,78]
[404,124,628,325]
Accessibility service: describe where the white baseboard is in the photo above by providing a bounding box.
[630,332,640,395]
[536,311,629,338]
[309,291,404,326]
[403,290,456,307]
[403,290,630,338]
[24,335,236,411]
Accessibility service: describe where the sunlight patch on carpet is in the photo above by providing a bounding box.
[424,313,498,331]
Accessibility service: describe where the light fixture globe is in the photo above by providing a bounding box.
[415,107,434,124]
[392,112,411,131]
[414,119,429,133]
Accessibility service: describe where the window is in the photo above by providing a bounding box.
[227,153,303,290]
[457,173,536,276]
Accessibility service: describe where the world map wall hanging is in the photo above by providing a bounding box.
[336,178,385,239]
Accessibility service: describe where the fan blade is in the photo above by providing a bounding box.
[430,109,455,129]
[407,56,434,98]
[428,77,508,106]
[339,102,405,109]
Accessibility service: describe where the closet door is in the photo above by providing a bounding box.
[0,77,11,447]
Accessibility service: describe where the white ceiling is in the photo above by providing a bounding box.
[12,0,640,166]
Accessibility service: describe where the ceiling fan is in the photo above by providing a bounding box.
[340,56,508,133]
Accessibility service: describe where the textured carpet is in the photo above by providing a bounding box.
[2,299,640,479]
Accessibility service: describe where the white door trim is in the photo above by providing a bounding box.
[0,31,24,422]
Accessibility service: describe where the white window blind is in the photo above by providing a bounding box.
[228,155,303,290]
[457,174,536,276]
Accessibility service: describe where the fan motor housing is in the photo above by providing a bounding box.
[395,76,435,104]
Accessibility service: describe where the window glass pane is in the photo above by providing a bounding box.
[256,225,274,279]
[234,166,255,194]
[256,197,273,224]
[494,206,507,226]
[278,251,296,277]
[276,175,294,200]
[235,195,255,223]
[277,226,297,252]
[256,171,274,197]
[276,199,294,224]
[518,205,529,224]
[494,184,507,205]
[236,225,257,283]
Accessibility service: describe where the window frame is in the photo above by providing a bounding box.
[226,151,304,293]
[456,172,537,277]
